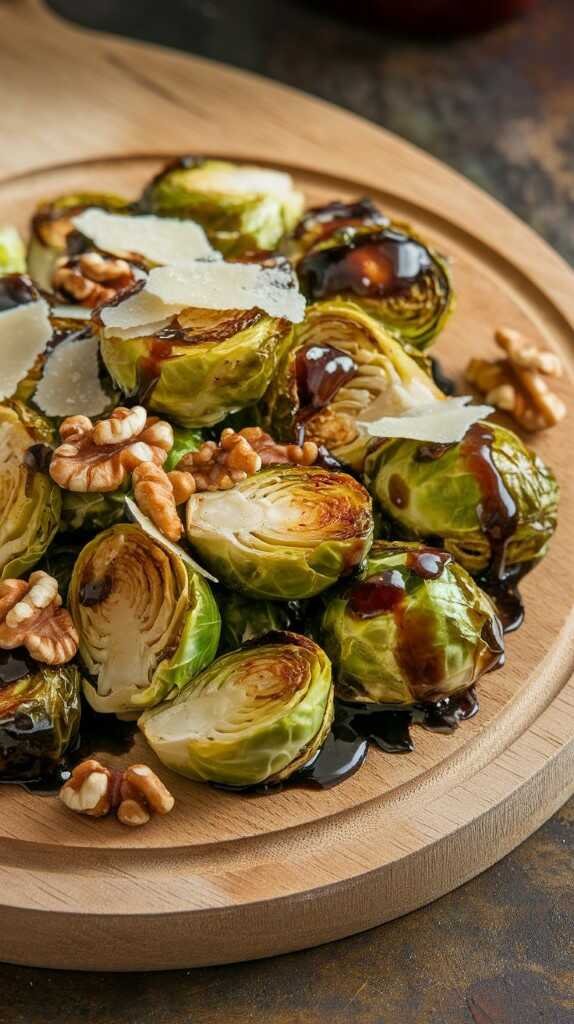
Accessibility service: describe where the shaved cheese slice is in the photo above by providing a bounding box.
[34,333,110,417]
[146,262,306,323]
[0,298,52,400]
[358,397,494,444]
[99,288,183,336]
[50,305,92,321]
[72,209,220,266]
[125,497,218,583]
[188,165,295,198]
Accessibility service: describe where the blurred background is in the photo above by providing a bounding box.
[49,0,574,265]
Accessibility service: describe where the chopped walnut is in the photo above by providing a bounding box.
[49,406,174,492]
[0,571,78,665]
[59,759,174,827]
[177,427,318,493]
[466,326,566,432]
[52,251,136,308]
[132,463,195,542]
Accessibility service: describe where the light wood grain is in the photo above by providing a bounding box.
[0,0,572,971]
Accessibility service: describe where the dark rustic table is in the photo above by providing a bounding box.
[4,2,573,1021]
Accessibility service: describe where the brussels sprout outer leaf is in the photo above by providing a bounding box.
[320,541,504,705]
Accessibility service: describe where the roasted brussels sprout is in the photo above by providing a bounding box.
[27,192,130,292]
[261,298,442,470]
[0,657,81,779]
[141,157,304,256]
[99,306,292,429]
[218,590,302,652]
[0,403,61,579]
[139,632,333,786]
[320,540,503,705]
[364,422,559,581]
[186,465,374,599]
[293,202,452,349]
[69,523,220,714]
[0,226,26,274]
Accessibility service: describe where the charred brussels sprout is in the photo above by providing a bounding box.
[186,465,374,599]
[0,659,81,779]
[99,306,292,429]
[141,157,304,256]
[0,226,26,274]
[140,632,333,786]
[364,422,559,580]
[260,299,442,470]
[293,201,452,349]
[0,403,61,579]
[320,541,503,705]
[27,192,130,292]
[219,590,302,652]
[69,524,221,714]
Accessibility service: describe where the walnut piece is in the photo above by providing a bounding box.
[466,326,566,432]
[59,759,175,828]
[49,406,174,492]
[52,251,136,308]
[0,571,78,666]
[177,427,318,493]
[132,463,194,542]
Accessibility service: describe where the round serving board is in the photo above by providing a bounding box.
[0,0,573,972]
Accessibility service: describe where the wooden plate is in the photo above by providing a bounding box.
[0,0,573,971]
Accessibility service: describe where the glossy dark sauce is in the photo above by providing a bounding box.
[388,473,410,509]
[0,274,38,311]
[348,570,405,617]
[79,575,113,607]
[294,198,390,245]
[298,229,433,302]
[295,343,357,419]
[430,356,457,396]
[132,337,175,405]
[406,548,451,580]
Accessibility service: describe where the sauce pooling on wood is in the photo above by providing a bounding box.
[298,229,433,302]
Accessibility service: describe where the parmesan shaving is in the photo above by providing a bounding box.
[0,298,52,400]
[358,397,494,443]
[72,209,220,266]
[146,261,306,323]
[34,333,110,417]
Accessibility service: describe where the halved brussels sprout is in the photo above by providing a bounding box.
[294,204,452,349]
[69,523,221,714]
[288,198,390,260]
[0,226,26,275]
[140,157,304,256]
[139,632,333,786]
[99,306,292,428]
[0,658,81,778]
[218,590,302,652]
[186,465,374,599]
[27,192,130,291]
[320,540,503,705]
[364,421,559,581]
[0,402,61,580]
[260,298,442,470]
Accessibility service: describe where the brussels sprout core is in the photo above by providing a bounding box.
[320,541,504,705]
[69,524,220,713]
[186,465,374,599]
[139,632,333,786]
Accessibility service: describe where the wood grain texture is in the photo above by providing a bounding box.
[0,0,572,971]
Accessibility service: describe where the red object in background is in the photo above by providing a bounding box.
[346,0,537,34]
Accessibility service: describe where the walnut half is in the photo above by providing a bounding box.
[49,406,174,492]
[0,571,78,665]
[59,759,174,827]
[466,326,567,432]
